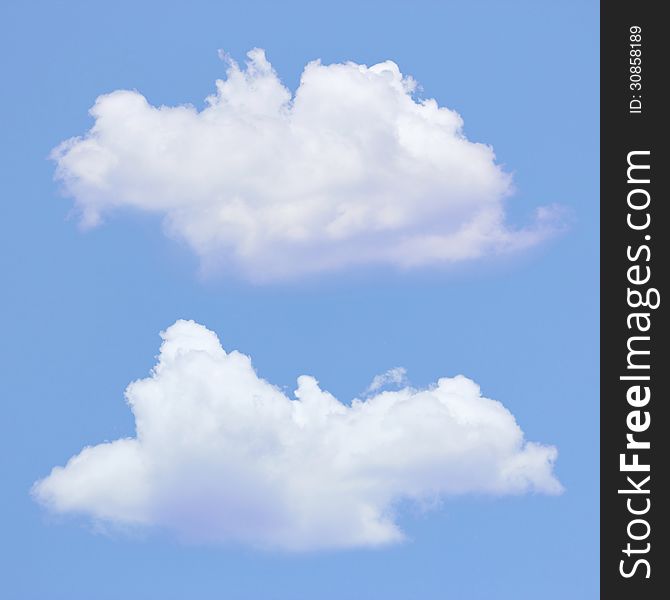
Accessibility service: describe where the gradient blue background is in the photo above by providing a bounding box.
[1,1,599,598]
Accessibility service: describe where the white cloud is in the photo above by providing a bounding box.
[33,320,562,551]
[52,49,561,280]
[365,366,408,393]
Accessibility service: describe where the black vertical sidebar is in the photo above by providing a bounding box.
[601,2,667,597]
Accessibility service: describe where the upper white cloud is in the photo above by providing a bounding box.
[33,320,562,551]
[365,366,408,394]
[52,49,560,280]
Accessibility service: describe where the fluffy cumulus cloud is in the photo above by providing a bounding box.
[52,49,561,280]
[33,320,562,551]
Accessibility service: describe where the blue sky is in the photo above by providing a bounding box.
[1,1,598,598]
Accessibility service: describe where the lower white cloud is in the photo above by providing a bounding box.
[33,320,562,550]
